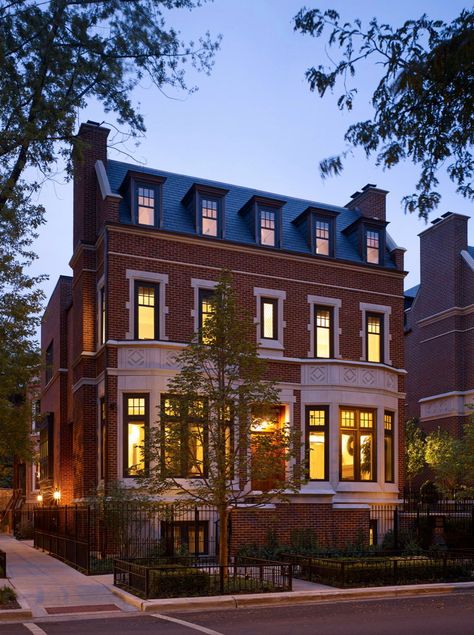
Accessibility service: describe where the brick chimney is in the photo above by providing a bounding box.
[345,183,388,221]
[419,212,469,313]
[73,121,110,248]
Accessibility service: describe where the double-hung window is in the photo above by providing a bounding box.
[315,306,333,358]
[259,207,276,246]
[366,229,381,264]
[198,288,215,343]
[315,219,331,255]
[161,396,208,478]
[384,412,394,483]
[366,313,383,363]
[201,197,219,237]
[261,298,278,340]
[306,407,328,480]
[135,282,159,340]
[123,394,148,477]
[340,408,375,482]
[137,185,156,226]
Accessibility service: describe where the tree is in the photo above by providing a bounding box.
[0,0,220,459]
[404,418,426,495]
[141,271,302,566]
[294,7,474,219]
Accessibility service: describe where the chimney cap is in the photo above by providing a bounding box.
[86,120,101,126]
[431,218,442,225]
[441,212,452,218]
[350,191,362,199]
[362,183,377,191]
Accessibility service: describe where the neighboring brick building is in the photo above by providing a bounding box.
[38,121,406,548]
[405,213,474,437]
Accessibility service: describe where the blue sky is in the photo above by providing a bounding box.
[31,0,473,299]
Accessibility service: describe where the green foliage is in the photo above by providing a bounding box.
[0,0,220,460]
[0,586,16,605]
[294,7,474,218]
[142,270,303,565]
[405,418,426,488]
[149,566,211,598]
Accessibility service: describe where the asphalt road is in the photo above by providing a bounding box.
[1,591,474,635]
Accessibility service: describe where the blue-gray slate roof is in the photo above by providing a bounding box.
[107,160,398,268]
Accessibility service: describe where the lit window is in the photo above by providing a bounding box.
[384,412,394,483]
[366,314,383,363]
[135,283,158,340]
[366,229,380,264]
[315,306,332,358]
[307,407,328,480]
[123,395,148,477]
[199,289,215,343]
[137,186,155,226]
[340,408,375,481]
[161,396,207,478]
[201,198,218,237]
[261,298,278,340]
[260,208,276,246]
[315,219,330,255]
[161,521,209,555]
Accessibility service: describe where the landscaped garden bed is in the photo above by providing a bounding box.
[282,552,474,588]
[0,586,19,611]
[113,556,292,599]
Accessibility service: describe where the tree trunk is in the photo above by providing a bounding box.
[218,506,228,567]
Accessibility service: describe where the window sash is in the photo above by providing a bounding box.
[135,282,159,340]
[261,298,278,340]
[384,412,394,483]
[199,288,215,342]
[259,208,276,246]
[315,219,331,255]
[366,313,383,363]
[340,408,376,482]
[306,406,328,481]
[315,306,333,358]
[201,198,219,237]
[123,394,149,477]
[137,185,155,226]
[366,229,380,264]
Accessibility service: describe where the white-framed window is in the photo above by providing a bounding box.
[254,287,286,351]
[359,302,392,365]
[125,270,169,341]
[191,278,218,334]
[307,295,342,359]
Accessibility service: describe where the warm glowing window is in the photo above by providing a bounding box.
[160,396,208,478]
[261,298,278,340]
[260,208,276,246]
[307,407,328,480]
[137,186,155,225]
[366,313,383,363]
[315,306,332,358]
[199,289,215,343]
[123,394,148,477]
[135,282,158,340]
[366,229,380,264]
[162,521,209,555]
[201,198,218,237]
[384,412,394,483]
[340,408,375,481]
[315,219,330,255]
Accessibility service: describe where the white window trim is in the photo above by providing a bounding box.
[359,302,392,365]
[191,278,218,333]
[253,287,286,351]
[307,295,342,359]
[126,270,169,341]
[97,275,105,349]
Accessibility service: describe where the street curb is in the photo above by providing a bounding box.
[112,581,474,613]
[0,581,33,621]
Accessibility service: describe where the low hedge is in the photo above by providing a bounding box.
[149,567,211,598]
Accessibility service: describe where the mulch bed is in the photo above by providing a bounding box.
[0,600,21,610]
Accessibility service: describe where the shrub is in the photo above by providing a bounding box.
[149,566,210,598]
[0,586,16,605]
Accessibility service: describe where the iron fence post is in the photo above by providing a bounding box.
[393,508,399,550]
[87,505,91,575]
[340,561,345,587]
[194,506,199,557]
[393,559,398,585]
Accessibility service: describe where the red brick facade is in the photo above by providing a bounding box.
[39,121,407,546]
[405,214,474,436]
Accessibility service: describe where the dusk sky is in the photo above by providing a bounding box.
[31,0,472,302]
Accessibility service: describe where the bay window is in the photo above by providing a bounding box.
[340,408,375,481]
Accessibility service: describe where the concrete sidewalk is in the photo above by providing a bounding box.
[0,534,135,617]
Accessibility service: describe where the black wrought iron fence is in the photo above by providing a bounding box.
[114,556,292,598]
[0,549,6,577]
[34,503,219,574]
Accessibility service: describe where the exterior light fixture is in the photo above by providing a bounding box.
[36,494,43,503]
[53,489,61,502]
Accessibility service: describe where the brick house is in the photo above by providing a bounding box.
[405,213,474,437]
[38,121,406,549]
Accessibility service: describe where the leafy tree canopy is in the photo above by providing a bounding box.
[294,7,474,218]
[0,0,219,459]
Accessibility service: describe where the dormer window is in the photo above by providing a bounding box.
[182,184,228,239]
[201,197,219,237]
[366,229,381,264]
[315,219,331,255]
[137,186,155,226]
[259,207,276,246]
